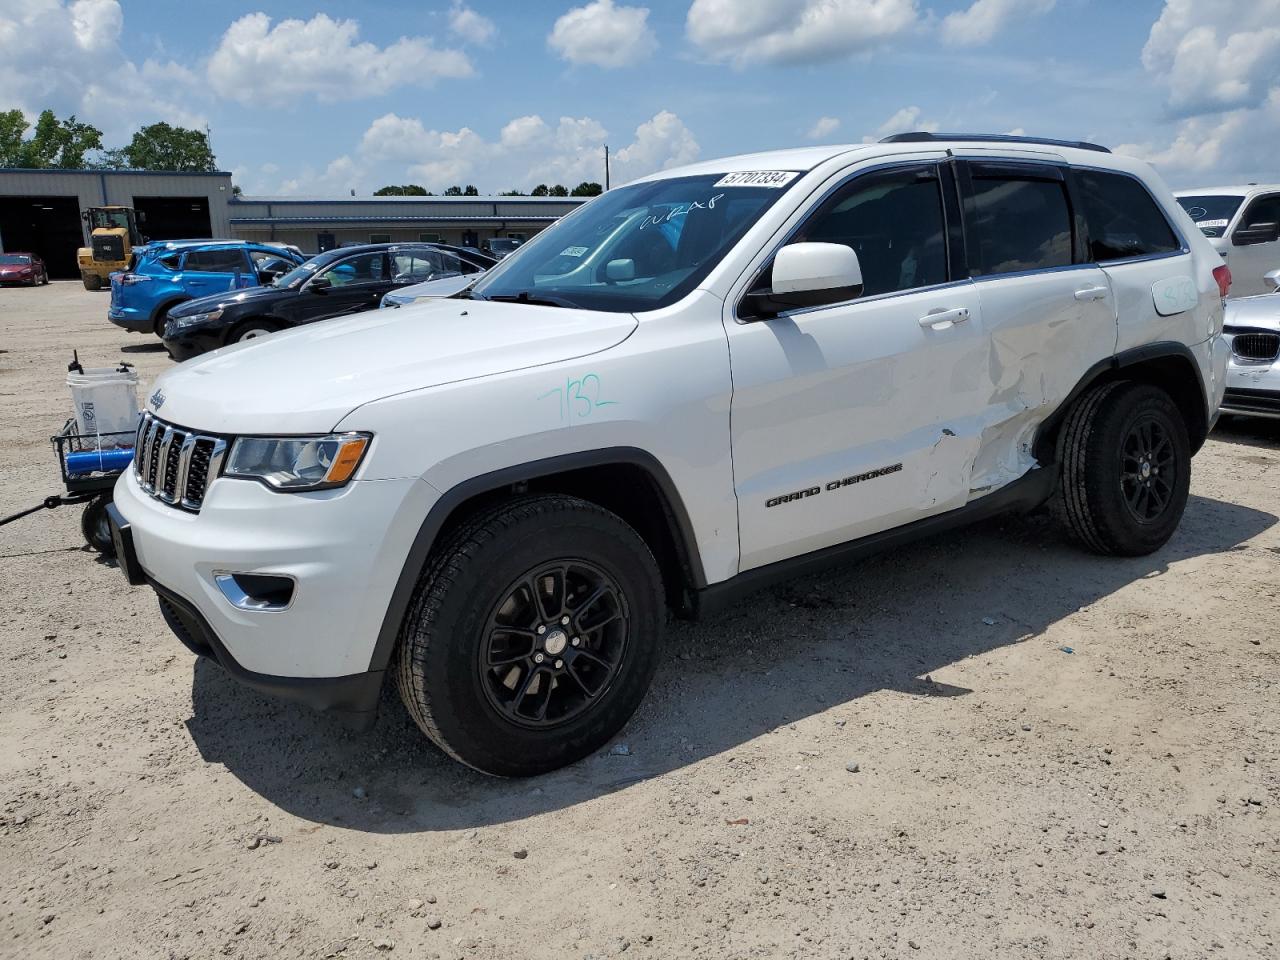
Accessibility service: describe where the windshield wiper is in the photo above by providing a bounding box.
[484,292,579,309]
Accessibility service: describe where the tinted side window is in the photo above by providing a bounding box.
[797,168,948,297]
[317,252,386,286]
[1241,194,1280,230]
[1076,170,1180,262]
[185,248,248,273]
[966,173,1072,276]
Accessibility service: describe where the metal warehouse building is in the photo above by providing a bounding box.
[0,168,583,279]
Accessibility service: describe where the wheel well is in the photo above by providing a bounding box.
[150,298,188,329]
[1036,352,1210,463]
[433,462,701,614]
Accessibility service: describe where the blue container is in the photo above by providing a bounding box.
[65,448,134,476]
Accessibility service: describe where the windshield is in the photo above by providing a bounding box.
[273,257,325,289]
[0,254,31,264]
[1176,195,1244,238]
[89,209,132,230]
[469,173,798,312]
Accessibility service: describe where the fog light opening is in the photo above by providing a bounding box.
[215,573,295,611]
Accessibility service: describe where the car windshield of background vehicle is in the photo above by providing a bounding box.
[0,254,31,264]
[1176,195,1244,238]
[274,259,323,288]
[469,172,801,312]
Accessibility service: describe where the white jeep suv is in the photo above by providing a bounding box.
[109,133,1230,776]
[1176,185,1280,298]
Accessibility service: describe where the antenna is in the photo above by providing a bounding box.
[604,144,610,191]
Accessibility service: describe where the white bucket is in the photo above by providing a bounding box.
[67,364,140,449]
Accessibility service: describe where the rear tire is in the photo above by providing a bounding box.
[1057,381,1191,556]
[82,273,102,291]
[395,494,664,777]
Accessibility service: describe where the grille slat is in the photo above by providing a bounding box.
[133,413,226,512]
[1231,332,1280,362]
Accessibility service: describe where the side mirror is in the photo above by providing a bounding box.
[1232,221,1279,246]
[307,276,332,293]
[744,242,863,318]
[1266,269,1280,293]
[605,259,635,282]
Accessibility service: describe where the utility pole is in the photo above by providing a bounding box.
[604,144,610,191]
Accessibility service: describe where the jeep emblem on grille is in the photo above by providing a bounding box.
[149,389,165,410]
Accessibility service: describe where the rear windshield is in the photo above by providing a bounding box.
[0,254,31,264]
[1176,195,1244,238]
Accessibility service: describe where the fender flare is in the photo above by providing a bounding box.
[1033,340,1211,463]
[367,447,705,674]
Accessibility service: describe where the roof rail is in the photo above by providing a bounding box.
[879,132,1111,154]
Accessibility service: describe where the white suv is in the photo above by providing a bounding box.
[109,133,1230,776]
[1176,185,1280,297]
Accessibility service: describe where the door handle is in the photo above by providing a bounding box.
[919,307,970,330]
[1074,285,1109,301]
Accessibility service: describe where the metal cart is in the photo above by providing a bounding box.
[0,420,134,555]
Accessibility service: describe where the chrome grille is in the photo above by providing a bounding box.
[133,412,227,512]
[1231,332,1280,362]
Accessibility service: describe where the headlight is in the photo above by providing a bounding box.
[168,308,222,330]
[225,433,371,491]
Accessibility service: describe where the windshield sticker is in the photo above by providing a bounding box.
[559,246,589,257]
[639,194,724,230]
[714,171,799,189]
[1195,219,1229,229]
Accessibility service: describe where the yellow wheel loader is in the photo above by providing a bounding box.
[77,207,145,290]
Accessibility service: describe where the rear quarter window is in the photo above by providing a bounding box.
[1076,170,1181,261]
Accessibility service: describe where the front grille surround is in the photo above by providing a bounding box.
[134,412,228,512]
[1229,331,1280,363]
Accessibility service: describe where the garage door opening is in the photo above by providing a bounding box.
[0,195,83,279]
[133,196,212,242]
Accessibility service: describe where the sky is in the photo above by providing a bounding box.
[1,0,1277,197]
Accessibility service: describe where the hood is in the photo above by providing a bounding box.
[1225,293,1280,332]
[169,283,287,316]
[147,298,637,434]
[383,274,476,305]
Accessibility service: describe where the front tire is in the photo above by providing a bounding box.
[1057,381,1191,556]
[231,320,281,343]
[395,494,664,777]
[83,273,102,291]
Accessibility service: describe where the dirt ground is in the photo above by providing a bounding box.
[1,281,1277,960]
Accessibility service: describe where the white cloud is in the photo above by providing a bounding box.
[449,2,496,45]
[548,0,657,68]
[0,0,202,142]
[807,116,841,139]
[1119,1,1280,185]
[1141,0,1280,116]
[865,105,939,141]
[328,109,696,194]
[686,0,919,66]
[207,13,472,104]
[941,0,1054,47]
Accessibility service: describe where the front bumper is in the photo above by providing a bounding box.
[1221,336,1280,420]
[112,466,439,717]
[161,328,223,361]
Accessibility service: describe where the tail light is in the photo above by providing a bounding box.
[1213,264,1232,299]
[120,273,152,285]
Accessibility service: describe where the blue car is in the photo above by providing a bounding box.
[108,241,307,336]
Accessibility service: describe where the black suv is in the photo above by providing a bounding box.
[161,243,495,360]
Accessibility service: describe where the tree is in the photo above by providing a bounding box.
[499,189,526,196]
[0,109,103,168]
[374,184,430,196]
[232,184,243,197]
[530,183,550,197]
[571,181,603,197]
[443,185,464,196]
[463,184,479,196]
[548,184,569,197]
[110,122,217,172]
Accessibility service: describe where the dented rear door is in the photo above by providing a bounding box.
[955,157,1117,494]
